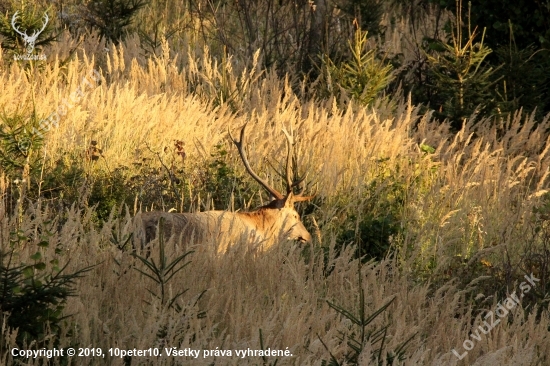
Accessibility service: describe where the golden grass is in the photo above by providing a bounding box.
[3,206,549,365]
[1,29,550,365]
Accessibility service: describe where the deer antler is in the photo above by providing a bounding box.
[281,127,315,202]
[281,127,293,194]
[229,124,284,200]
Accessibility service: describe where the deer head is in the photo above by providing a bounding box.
[229,123,315,243]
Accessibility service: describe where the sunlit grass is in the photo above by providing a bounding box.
[1,19,550,366]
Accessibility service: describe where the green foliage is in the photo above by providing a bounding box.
[437,0,550,51]
[320,267,415,365]
[493,42,550,117]
[205,144,238,206]
[338,213,401,262]
[37,141,184,223]
[339,0,385,35]
[0,109,46,218]
[132,217,194,309]
[38,153,130,223]
[123,139,251,213]
[432,0,550,118]
[83,0,148,43]
[87,167,131,223]
[0,230,92,352]
[425,21,501,128]
[39,153,86,201]
[419,143,435,154]
[335,166,406,262]
[199,143,251,210]
[31,140,254,223]
[322,29,393,107]
[0,109,44,178]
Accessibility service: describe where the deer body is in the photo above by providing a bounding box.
[136,124,314,252]
[138,195,311,252]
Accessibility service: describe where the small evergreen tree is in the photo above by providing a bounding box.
[82,0,148,43]
[425,1,501,129]
[322,28,393,107]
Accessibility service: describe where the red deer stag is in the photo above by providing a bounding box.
[136,124,314,253]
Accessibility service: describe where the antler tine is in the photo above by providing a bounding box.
[11,12,25,37]
[282,126,316,202]
[291,173,306,193]
[37,13,49,35]
[229,124,284,200]
[293,183,318,202]
[281,127,294,194]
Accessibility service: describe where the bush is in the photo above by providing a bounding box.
[0,230,91,355]
[0,109,46,217]
[331,160,407,263]
[0,110,44,178]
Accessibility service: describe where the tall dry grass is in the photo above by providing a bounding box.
[1,29,550,365]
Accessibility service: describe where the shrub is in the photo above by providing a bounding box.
[0,230,91,355]
[0,109,46,217]
[0,110,44,178]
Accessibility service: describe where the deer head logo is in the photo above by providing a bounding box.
[11,11,49,55]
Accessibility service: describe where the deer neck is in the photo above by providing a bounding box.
[237,208,280,237]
